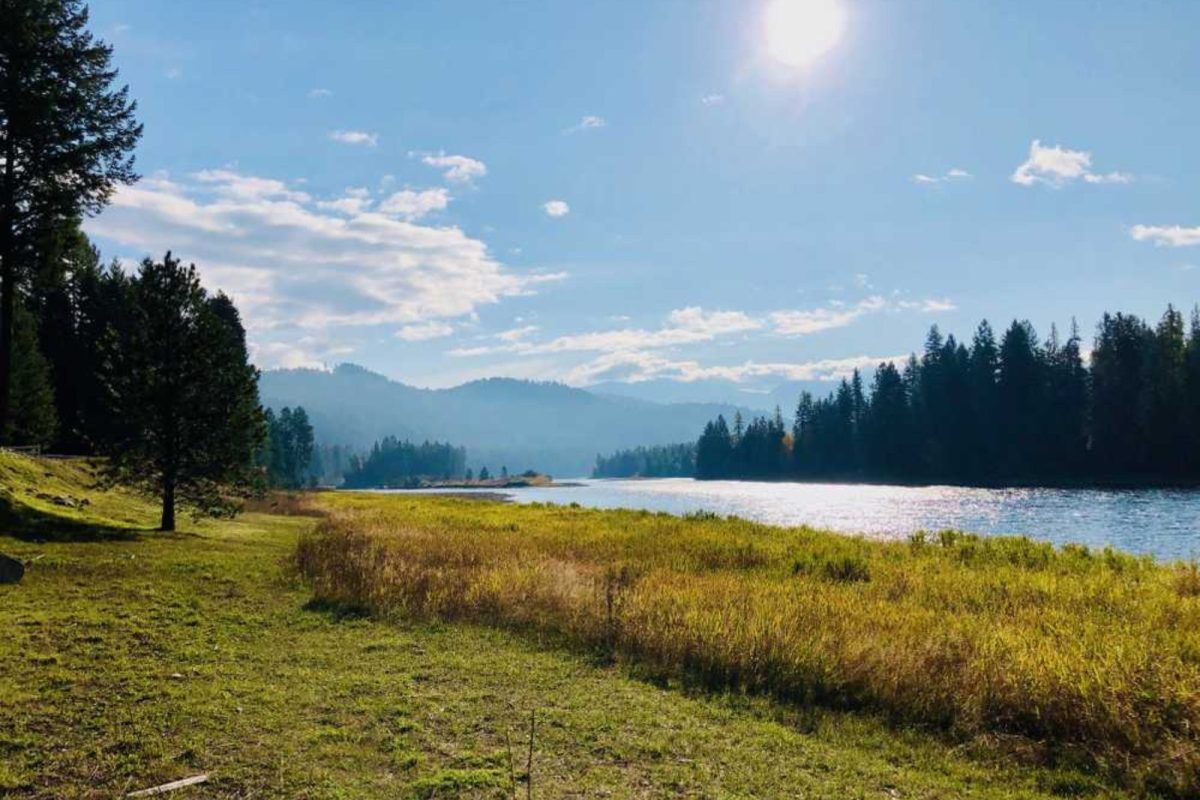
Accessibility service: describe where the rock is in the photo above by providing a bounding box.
[0,553,25,585]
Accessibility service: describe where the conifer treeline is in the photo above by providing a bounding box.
[697,307,1200,484]
[341,437,467,489]
[592,443,696,478]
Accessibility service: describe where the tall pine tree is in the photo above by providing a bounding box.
[100,253,264,531]
[0,0,141,438]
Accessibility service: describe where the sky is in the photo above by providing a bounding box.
[83,0,1200,398]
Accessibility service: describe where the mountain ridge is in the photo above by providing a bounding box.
[259,364,753,477]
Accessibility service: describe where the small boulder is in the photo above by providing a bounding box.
[0,553,24,585]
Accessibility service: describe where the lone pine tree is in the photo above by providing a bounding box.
[100,253,263,531]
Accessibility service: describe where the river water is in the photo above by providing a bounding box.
[401,477,1200,561]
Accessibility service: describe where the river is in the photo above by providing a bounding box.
[399,477,1200,561]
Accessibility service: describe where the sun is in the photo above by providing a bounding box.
[765,0,847,68]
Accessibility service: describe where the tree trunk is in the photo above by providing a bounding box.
[160,478,176,532]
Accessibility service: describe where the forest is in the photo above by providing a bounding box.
[697,309,1200,484]
[340,437,467,489]
[592,442,696,478]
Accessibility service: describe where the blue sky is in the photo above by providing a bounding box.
[84,0,1200,396]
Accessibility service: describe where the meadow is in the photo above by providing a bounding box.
[300,491,1200,797]
[0,448,1188,798]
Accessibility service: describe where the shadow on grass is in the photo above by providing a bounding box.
[0,495,149,543]
[301,596,372,622]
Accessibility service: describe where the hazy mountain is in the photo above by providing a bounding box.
[592,378,841,414]
[259,364,752,477]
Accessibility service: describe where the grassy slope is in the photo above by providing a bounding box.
[1,452,1118,799]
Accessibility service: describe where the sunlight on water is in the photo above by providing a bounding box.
[406,478,1200,561]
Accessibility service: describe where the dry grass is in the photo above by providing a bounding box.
[298,492,1200,797]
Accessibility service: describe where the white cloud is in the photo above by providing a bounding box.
[1011,140,1132,187]
[376,187,451,220]
[769,296,886,336]
[449,307,761,359]
[912,168,972,185]
[85,168,559,367]
[564,115,607,133]
[330,130,379,147]
[449,295,951,369]
[563,352,908,386]
[897,297,957,313]
[543,200,570,217]
[308,88,333,98]
[667,307,761,337]
[1130,224,1200,248]
[193,169,311,203]
[496,325,540,343]
[165,67,182,80]
[420,152,487,184]
[316,186,373,215]
[396,321,455,342]
[444,293,952,388]
[251,337,355,370]
[700,94,725,105]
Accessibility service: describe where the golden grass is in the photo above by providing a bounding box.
[298,492,1200,796]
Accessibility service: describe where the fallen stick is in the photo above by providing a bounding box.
[126,774,209,797]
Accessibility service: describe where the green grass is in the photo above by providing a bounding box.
[0,450,1144,798]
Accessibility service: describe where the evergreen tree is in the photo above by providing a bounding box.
[99,253,264,531]
[1042,321,1089,474]
[792,392,815,474]
[259,405,316,489]
[997,320,1045,476]
[0,0,142,437]
[1185,308,1200,473]
[26,219,105,451]
[4,300,56,445]
[864,361,910,476]
[966,320,1000,476]
[1143,306,1188,474]
[1091,313,1151,475]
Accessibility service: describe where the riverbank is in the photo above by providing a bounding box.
[0,451,1164,797]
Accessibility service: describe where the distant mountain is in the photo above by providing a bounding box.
[592,377,844,414]
[259,364,752,477]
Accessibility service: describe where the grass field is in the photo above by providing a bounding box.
[0,450,1168,798]
[300,491,1200,798]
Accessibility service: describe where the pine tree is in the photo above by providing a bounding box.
[1185,307,1200,474]
[4,300,56,445]
[967,320,1000,476]
[99,253,264,531]
[1043,320,1089,474]
[0,1,142,437]
[1143,306,1188,474]
[997,320,1045,477]
[1091,313,1151,475]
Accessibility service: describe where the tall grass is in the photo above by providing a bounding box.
[297,493,1200,795]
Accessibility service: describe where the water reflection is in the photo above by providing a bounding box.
[399,478,1200,561]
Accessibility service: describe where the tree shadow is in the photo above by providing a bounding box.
[0,495,148,543]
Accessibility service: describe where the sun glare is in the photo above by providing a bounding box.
[765,0,846,68]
